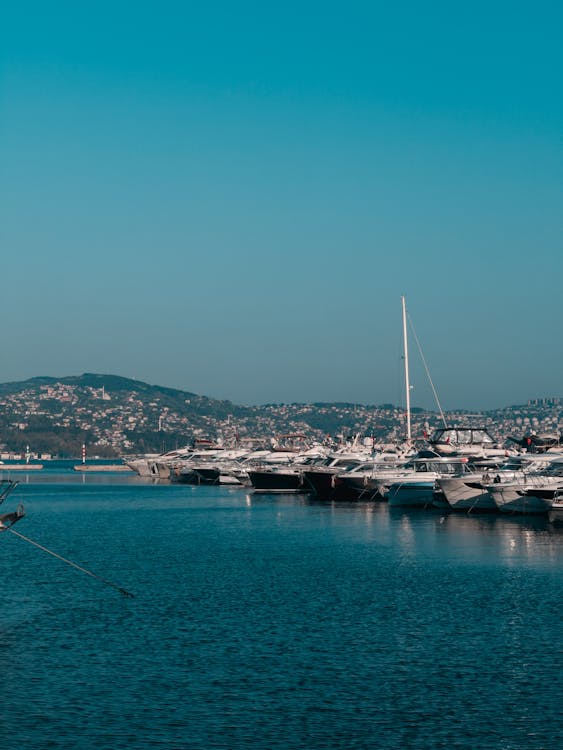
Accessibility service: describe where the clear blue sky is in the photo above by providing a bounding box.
[1,1,561,410]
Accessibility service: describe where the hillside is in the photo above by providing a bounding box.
[0,373,375,456]
[0,374,559,458]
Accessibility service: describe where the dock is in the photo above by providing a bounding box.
[73,464,134,472]
[0,464,44,471]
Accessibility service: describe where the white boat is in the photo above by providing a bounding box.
[386,456,474,508]
[299,435,386,499]
[437,454,563,512]
[487,457,563,514]
[172,448,252,484]
[548,490,563,525]
[328,453,415,500]
[488,483,557,514]
[426,426,509,458]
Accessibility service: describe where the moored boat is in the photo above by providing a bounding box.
[437,454,562,513]
[486,457,563,515]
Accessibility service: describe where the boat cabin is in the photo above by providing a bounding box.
[428,427,497,454]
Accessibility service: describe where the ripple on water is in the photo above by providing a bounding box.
[1,484,562,749]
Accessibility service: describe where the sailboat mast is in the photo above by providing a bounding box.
[401,296,412,441]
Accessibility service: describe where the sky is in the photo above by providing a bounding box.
[1,1,561,411]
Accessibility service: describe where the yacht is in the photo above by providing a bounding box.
[426,426,510,458]
[327,452,416,501]
[247,450,330,493]
[385,456,475,508]
[437,454,563,512]
[486,457,563,514]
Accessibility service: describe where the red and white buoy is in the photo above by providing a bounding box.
[82,443,86,464]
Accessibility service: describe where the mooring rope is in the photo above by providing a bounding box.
[8,528,134,598]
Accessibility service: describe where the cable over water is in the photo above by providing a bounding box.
[8,528,135,598]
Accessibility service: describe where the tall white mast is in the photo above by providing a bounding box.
[401,295,412,442]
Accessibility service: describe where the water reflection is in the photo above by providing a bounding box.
[0,470,166,486]
[240,489,563,568]
[6,471,563,570]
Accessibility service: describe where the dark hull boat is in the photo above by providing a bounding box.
[173,468,206,484]
[192,467,221,485]
[301,468,359,501]
[247,469,312,493]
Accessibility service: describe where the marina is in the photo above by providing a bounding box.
[4,4,560,748]
[114,300,563,518]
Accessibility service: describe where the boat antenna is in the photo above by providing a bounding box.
[401,296,412,442]
[7,528,135,598]
[406,311,448,429]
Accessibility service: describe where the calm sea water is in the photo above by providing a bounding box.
[1,470,562,750]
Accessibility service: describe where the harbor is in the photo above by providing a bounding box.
[3,4,559,748]
[117,300,563,520]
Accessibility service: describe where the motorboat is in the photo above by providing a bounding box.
[426,426,509,458]
[486,457,563,514]
[437,454,563,512]
[245,449,329,493]
[386,457,475,508]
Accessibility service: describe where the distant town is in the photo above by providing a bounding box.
[0,374,560,459]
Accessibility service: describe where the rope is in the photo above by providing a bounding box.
[7,528,134,598]
[407,312,448,428]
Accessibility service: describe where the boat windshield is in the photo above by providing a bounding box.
[430,428,494,445]
[538,462,563,478]
[405,460,471,474]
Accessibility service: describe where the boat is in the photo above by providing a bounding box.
[426,426,507,458]
[326,454,413,501]
[172,448,252,484]
[508,431,562,453]
[244,447,329,493]
[122,453,162,476]
[548,490,563,525]
[486,457,563,514]
[300,441,379,499]
[437,454,563,512]
[385,456,474,508]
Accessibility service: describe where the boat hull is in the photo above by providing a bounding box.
[248,470,311,493]
[437,477,497,512]
[332,475,386,501]
[387,481,436,508]
[489,486,554,515]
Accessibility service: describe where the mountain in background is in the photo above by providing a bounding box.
[0,373,559,458]
[0,373,390,456]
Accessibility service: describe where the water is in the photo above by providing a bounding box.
[1,472,562,749]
